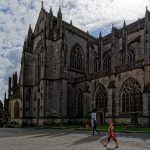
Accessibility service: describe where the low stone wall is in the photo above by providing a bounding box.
[21,117,150,127]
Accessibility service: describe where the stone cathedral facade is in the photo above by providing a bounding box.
[5,3,150,126]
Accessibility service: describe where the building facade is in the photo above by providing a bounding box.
[4,72,22,124]
[5,4,150,126]
[0,100,3,120]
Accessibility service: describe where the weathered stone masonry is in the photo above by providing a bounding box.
[5,3,150,126]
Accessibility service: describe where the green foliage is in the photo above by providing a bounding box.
[96,125,150,132]
[44,124,150,133]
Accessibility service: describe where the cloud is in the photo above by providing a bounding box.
[0,0,150,101]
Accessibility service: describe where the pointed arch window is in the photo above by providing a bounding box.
[120,78,142,113]
[14,101,20,118]
[37,55,41,81]
[120,50,125,65]
[78,89,83,117]
[94,58,99,72]
[95,84,107,109]
[103,54,111,71]
[70,44,85,71]
[128,47,135,63]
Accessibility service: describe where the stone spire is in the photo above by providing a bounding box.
[87,30,89,35]
[111,24,119,70]
[57,6,62,29]
[28,24,32,35]
[4,92,6,100]
[145,6,150,22]
[49,6,53,29]
[57,6,62,38]
[138,18,140,28]
[8,77,11,97]
[111,24,118,36]
[41,1,44,9]
[58,6,61,13]
[50,6,53,17]
[123,20,126,29]
[122,20,128,64]
[122,20,127,35]
[40,1,46,13]
[26,24,33,52]
[70,20,72,25]
[57,6,62,20]
[99,31,102,40]
[122,20,127,38]
[27,24,32,42]
[144,6,150,33]
[98,31,103,71]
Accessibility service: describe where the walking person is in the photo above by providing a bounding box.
[103,120,119,149]
[92,118,99,136]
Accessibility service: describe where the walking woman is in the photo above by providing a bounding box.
[103,120,119,149]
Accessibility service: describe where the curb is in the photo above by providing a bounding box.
[45,127,150,134]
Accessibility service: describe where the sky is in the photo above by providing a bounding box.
[0,0,150,102]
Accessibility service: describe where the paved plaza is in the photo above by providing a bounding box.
[0,128,150,150]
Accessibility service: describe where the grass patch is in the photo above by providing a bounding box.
[96,125,150,132]
[45,124,150,133]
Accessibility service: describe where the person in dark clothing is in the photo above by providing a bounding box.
[92,118,99,136]
[0,119,2,127]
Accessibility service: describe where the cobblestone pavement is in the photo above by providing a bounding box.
[0,128,150,150]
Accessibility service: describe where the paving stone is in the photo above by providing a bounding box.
[0,128,149,150]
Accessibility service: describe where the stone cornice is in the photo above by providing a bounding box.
[68,68,86,74]
[115,59,144,73]
[75,60,145,84]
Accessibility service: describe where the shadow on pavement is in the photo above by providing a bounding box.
[28,132,68,139]
[71,135,100,145]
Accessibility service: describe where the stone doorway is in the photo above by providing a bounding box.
[97,112,104,125]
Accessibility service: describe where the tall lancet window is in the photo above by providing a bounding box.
[70,44,85,71]
[78,89,83,117]
[14,101,20,118]
[94,58,99,72]
[128,47,135,63]
[37,55,41,81]
[120,50,125,65]
[95,84,107,109]
[120,78,142,113]
[103,53,111,71]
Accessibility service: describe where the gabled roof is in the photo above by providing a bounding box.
[33,6,148,46]
[102,17,145,44]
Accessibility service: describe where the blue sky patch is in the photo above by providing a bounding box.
[28,1,36,10]
[0,7,12,15]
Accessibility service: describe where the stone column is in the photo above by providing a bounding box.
[143,65,150,125]
[59,79,67,117]
[115,89,120,117]
[143,92,150,126]
[107,80,116,122]
[83,93,90,118]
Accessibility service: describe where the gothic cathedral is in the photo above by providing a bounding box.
[4,3,150,126]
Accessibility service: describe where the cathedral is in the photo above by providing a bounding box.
[4,2,150,126]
